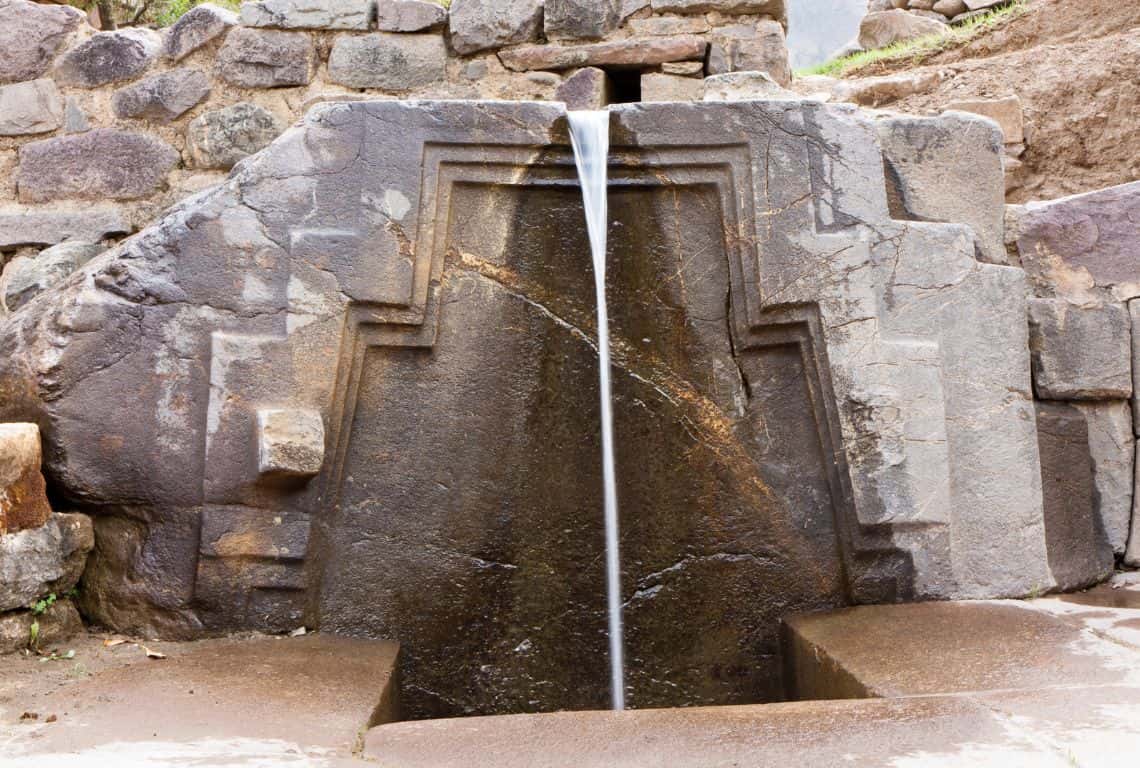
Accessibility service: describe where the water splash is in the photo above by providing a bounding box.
[567,109,625,711]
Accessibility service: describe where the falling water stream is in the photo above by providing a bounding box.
[567,110,625,711]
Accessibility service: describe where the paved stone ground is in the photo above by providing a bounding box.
[3,580,1138,766]
[0,633,399,767]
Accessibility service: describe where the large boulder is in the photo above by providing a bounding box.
[163,3,239,61]
[0,79,63,136]
[186,102,283,170]
[53,28,163,88]
[0,0,85,85]
[240,0,373,30]
[216,28,315,88]
[111,68,212,123]
[327,33,448,90]
[0,424,51,534]
[875,111,1006,264]
[448,0,543,55]
[17,129,179,203]
[1,242,104,313]
[858,9,947,50]
[0,513,93,611]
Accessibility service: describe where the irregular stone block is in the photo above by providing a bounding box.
[1128,458,1140,567]
[858,9,946,50]
[932,0,966,14]
[876,112,1006,264]
[449,0,543,55]
[0,0,84,85]
[1035,402,1114,591]
[498,35,707,71]
[963,0,1006,8]
[240,0,373,30]
[0,598,82,655]
[0,206,128,250]
[628,14,710,35]
[111,68,211,123]
[1,242,103,313]
[943,95,1023,145]
[0,79,63,136]
[63,97,89,133]
[703,70,799,101]
[187,102,283,170]
[0,423,50,534]
[217,28,314,88]
[17,129,179,203]
[54,28,162,88]
[0,513,93,611]
[640,72,704,102]
[164,2,239,61]
[1028,300,1132,400]
[706,21,791,85]
[555,67,611,109]
[661,60,703,76]
[377,0,447,31]
[1013,181,1140,302]
[545,0,620,40]
[1073,401,1135,555]
[832,69,941,107]
[327,32,447,90]
[651,0,784,20]
[257,409,325,477]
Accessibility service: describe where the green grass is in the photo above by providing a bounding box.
[795,1,1030,79]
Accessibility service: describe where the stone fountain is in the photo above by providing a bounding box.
[0,99,1052,719]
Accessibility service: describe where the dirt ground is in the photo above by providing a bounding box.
[843,0,1140,202]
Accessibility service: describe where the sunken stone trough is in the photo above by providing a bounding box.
[0,99,1053,718]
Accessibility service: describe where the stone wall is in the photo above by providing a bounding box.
[0,0,793,314]
[853,0,1013,56]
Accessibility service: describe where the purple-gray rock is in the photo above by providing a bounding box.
[0,0,85,85]
[163,3,239,61]
[376,0,447,31]
[53,28,162,88]
[448,0,543,55]
[1,241,104,312]
[216,28,315,88]
[0,79,63,136]
[111,68,212,122]
[327,32,447,90]
[186,102,283,170]
[651,0,786,23]
[545,0,620,40]
[17,129,179,203]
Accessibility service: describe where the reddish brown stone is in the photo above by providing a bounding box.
[0,423,50,534]
[498,35,707,71]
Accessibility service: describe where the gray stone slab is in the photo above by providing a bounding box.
[1073,401,1135,554]
[216,28,315,87]
[0,513,92,612]
[1,241,104,313]
[186,101,283,170]
[240,0,373,30]
[0,79,63,136]
[1036,401,1114,591]
[706,20,792,86]
[0,206,128,250]
[545,0,620,40]
[448,0,543,55]
[111,68,211,123]
[1028,299,1132,400]
[327,32,447,90]
[376,0,447,31]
